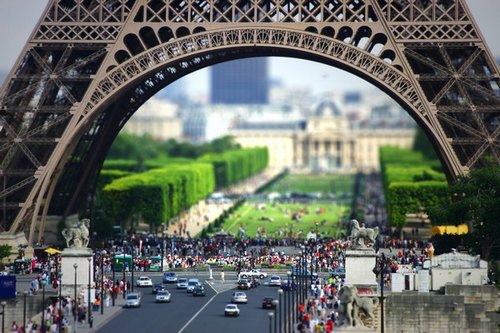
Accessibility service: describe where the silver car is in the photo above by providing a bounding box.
[177,278,188,289]
[231,291,248,303]
[155,290,171,303]
[124,293,141,308]
[224,304,240,317]
[186,278,200,293]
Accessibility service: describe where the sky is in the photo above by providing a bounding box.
[0,0,498,97]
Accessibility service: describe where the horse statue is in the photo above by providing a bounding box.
[338,285,379,328]
[350,219,379,249]
[62,218,90,249]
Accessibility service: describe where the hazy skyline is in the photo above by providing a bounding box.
[0,0,498,97]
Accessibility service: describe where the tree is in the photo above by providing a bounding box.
[0,245,12,262]
[428,167,500,261]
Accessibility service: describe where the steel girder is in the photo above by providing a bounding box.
[0,0,497,243]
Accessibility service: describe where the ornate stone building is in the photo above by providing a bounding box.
[231,99,416,172]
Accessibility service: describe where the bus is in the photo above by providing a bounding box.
[113,254,133,272]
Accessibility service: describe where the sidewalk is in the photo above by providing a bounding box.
[75,295,126,333]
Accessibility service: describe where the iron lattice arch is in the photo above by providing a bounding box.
[0,0,498,243]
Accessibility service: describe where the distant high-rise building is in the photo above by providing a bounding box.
[210,58,269,104]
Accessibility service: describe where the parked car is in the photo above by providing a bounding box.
[237,279,251,290]
[136,276,153,287]
[262,297,276,309]
[269,275,281,286]
[152,283,166,294]
[177,278,188,289]
[289,267,318,278]
[231,291,248,303]
[239,269,268,279]
[155,290,171,303]
[187,278,200,293]
[192,284,206,296]
[124,293,141,308]
[163,272,178,284]
[224,304,240,317]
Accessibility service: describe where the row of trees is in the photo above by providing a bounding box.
[102,162,215,230]
[380,146,449,234]
[98,147,269,232]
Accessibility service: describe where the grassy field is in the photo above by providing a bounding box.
[265,174,354,194]
[221,202,348,238]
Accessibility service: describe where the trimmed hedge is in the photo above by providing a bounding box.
[103,163,215,228]
[199,148,268,188]
[379,147,449,230]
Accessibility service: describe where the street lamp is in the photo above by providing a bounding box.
[23,291,28,331]
[58,271,62,333]
[100,250,107,315]
[373,253,388,333]
[272,299,279,333]
[73,263,78,333]
[287,270,293,333]
[278,289,283,333]
[267,312,274,333]
[122,254,126,299]
[87,257,92,326]
[314,222,319,274]
[41,278,46,333]
[111,252,115,307]
[0,301,6,333]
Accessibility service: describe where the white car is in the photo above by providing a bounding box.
[155,290,171,303]
[231,291,248,303]
[124,293,141,308]
[269,275,281,286]
[136,276,153,287]
[224,304,240,317]
[186,278,200,293]
[177,278,188,289]
[239,269,268,279]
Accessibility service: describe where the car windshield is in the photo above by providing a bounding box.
[127,295,138,300]
[158,291,168,295]
[188,281,197,286]
[226,305,236,309]
[178,279,187,283]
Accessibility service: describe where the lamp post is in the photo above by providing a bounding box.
[122,254,126,299]
[87,257,92,325]
[73,263,78,333]
[272,299,279,333]
[112,253,115,307]
[41,278,46,333]
[268,312,274,333]
[131,253,134,293]
[100,250,107,315]
[278,289,283,333]
[23,291,28,331]
[58,271,62,333]
[0,301,6,333]
[373,253,387,333]
[287,270,293,333]
[315,222,319,274]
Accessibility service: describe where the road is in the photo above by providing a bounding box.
[97,272,292,333]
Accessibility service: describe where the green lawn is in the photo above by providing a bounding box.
[266,174,354,194]
[221,202,348,238]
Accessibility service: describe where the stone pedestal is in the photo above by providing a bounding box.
[345,249,377,288]
[0,232,33,261]
[61,248,94,297]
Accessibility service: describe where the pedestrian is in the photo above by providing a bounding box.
[89,315,94,329]
[220,269,225,282]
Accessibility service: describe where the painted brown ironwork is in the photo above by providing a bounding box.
[0,0,498,244]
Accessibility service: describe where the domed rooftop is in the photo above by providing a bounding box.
[314,100,342,117]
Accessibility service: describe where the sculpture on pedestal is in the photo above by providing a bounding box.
[338,285,379,328]
[61,218,90,248]
[350,220,379,249]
